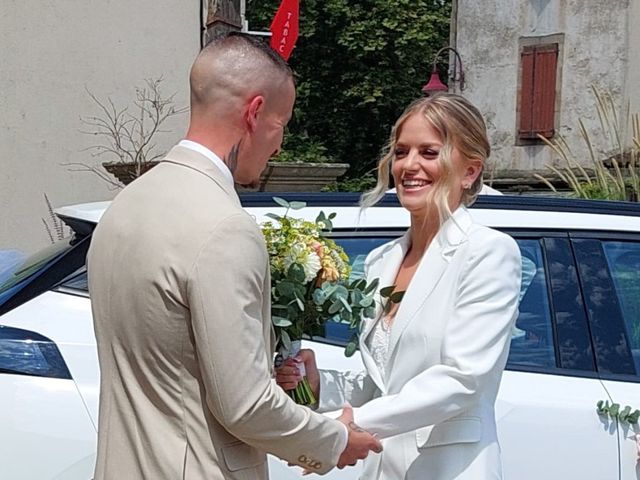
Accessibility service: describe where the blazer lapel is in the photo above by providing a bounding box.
[386,207,473,365]
[162,145,240,205]
[358,232,410,393]
[361,231,411,341]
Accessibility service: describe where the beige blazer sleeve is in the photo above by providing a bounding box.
[188,213,344,474]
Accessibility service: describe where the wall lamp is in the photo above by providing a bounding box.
[421,46,465,96]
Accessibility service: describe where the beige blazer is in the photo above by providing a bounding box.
[88,145,344,480]
[318,206,521,480]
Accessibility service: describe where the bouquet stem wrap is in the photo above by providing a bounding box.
[278,340,317,406]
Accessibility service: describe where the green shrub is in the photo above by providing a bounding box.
[535,87,640,201]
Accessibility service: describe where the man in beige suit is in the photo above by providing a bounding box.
[88,33,381,480]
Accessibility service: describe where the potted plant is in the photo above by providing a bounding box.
[66,77,187,188]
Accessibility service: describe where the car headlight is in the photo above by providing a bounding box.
[0,325,72,379]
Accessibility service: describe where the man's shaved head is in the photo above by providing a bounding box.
[185,32,296,187]
[189,33,293,117]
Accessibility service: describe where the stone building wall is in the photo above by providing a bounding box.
[1,1,199,252]
[455,0,636,173]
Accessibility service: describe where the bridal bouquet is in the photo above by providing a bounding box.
[262,197,378,405]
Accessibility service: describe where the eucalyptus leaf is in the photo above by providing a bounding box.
[332,285,349,300]
[620,406,632,420]
[364,278,379,295]
[289,201,307,210]
[345,341,358,357]
[272,316,293,328]
[294,293,305,311]
[265,213,282,221]
[339,296,352,313]
[281,330,292,351]
[380,285,396,298]
[312,289,327,305]
[390,291,406,303]
[359,296,373,308]
[273,196,290,208]
[294,283,307,299]
[364,306,376,318]
[322,219,333,231]
[276,282,295,297]
[287,263,306,283]
[321,283,336,296]
[351,290,363,306]
[328,212,337,219]
[328,300,342,315]
[351,278,367,291]
[609,403,620,418]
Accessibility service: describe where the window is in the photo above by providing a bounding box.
[573,239,635,376]
[602,241,640,374]
[518,41,560,141]
[508,239,556,368]
[544,237,594,371]
[0,238,75,296]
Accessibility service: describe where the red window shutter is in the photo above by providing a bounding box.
[518,43,558,140]
[519,47,536,139]
[532,44,558,138]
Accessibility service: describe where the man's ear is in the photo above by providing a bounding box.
[245,95,265,133]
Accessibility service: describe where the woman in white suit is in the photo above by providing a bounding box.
[277,93,522,479]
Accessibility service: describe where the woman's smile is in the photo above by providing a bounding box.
[400,177,433,192]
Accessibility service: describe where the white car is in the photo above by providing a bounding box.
[2,193,640,479]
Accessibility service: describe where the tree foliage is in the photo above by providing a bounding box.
[247,0,451,179]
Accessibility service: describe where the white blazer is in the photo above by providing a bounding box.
[318,206,521,480]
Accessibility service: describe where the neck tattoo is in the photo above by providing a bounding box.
[224,142,240,174]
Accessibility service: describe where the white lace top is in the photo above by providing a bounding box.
[367,316,393,379]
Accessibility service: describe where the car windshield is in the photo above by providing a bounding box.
[0,237,76,295]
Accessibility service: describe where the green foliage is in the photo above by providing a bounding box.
[322,172,378,192]
[343,282,404,357]
[597,400,640,424]
[535,87,640,201]
[381,285,406,315]
[271,132,334,163]
[247,0,451,177]
[262,197,377,356]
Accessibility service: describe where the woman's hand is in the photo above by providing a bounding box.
[275,348,320,400]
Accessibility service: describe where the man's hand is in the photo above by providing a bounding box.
[336,404,382,469]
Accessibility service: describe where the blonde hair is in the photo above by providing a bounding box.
[360,93,490,227]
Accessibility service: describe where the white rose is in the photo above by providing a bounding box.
[302,250,322,283]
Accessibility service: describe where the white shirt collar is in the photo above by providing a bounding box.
[178,139,234,188]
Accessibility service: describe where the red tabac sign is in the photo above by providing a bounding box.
[270,0,299,61]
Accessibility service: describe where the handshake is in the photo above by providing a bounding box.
[275,349,383,471]
[335,404,383,469]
